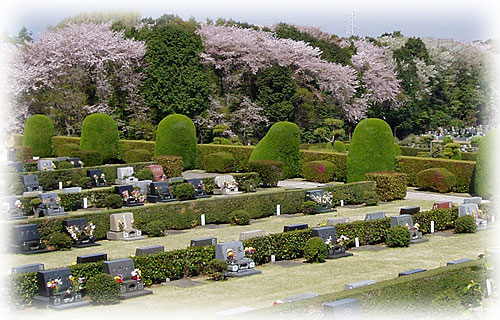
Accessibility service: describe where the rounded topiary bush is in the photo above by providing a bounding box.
[136,167,154,181]
[105,194,123,209]
[174,183,196,200]
[302,160,335,183]
[23,114,55,157]
[304,237,327,263]
[205,152,235,173]
[78,177,92,189]
[474,129,498,198]
[47,232,72,250]
[347,118,396,183]
[301,200,318,215]
[249,121,301,179]
[441,143,461,160]
[80,113,120,163]
[229,210,251,225]
[455,215,477,234]
[248,160,283,187]
[124,149,152,163]
[326,140,347,153]
[86,273,120,304]
[143,220,165,237]
[73,150,103,167]
[365,171,407,201]
[206,259,227,281]
[386,225,410,247]
[155,114,197,169]
[56,143,79,157]
[212,137,232,145]
[416,167,457,193]
[393,143,402,156]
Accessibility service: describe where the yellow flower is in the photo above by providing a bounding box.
[72,261,76,265]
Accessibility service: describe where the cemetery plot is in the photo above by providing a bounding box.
[132,179,151,196]
[102,258,153,299]
[147,164,167,182]
[213,175,242,195]
[390,215,428,244]
[114,185,145,207]
[63,218,99,248]
[312,226,353,259]
[305,189,335,213]
[22,174,43,194]
[107,212,146,241]
[11,223,50,254]
[1,196,27,220]
[187,178,211,198]
[215,241,261,277]
[115,167,139,185]
[458,203,488,230]
[37,192,65,217]
[37,159,55,171]
[87,169,108,188]
[147,181,176,203]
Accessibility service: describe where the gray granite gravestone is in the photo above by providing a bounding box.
[37,192,65,217]
[312,226,353,259]
[37,159,55,171]
[398,268,426,276]
[364,212,386,221]
[458,203,487,230]
[12,263,44,275]
[33,268,89,309]
[326,217,349,225]
[239,230,265,241]
[107,212,145,241]
[464,197,482,205]
[447,258,472,265]
[62,187,82,194]
[390,214,427,244]
[22,174,43,193]
[190,237,217,247]
[102,258,152,299]
[215,241,261,277]
[323,298,362,319]
[284,292,319,303]
[1,196,27,220]
[136,245,164,256]
[133,180,152,196]
[344,280,376,290]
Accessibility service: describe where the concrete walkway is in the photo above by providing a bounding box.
[405,190,473,204]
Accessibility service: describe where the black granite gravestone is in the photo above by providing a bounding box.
[400,206,420,215]
[37,193,65,217]
[77,253,108,264]
[33,268,89,309]
[87,169,108,187]
[63,218,99,247]
[187,178,210,198]
[114,185,144,207]
[283,223,308,232]
[305,189,334,213]
[11,224,49,254]
[190,237,217,247]
[147,181,176,203]
[102,258,153,299]
[2,196,27,220]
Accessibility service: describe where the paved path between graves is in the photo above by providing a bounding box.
[405,190,472,204]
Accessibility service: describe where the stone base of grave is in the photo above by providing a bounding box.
[147,195,176,203]
[11,244,50,255]
[225,268,262,278]
[33,293,90,310]
[119,289,153,300]
[73,242,101,248]
[314,208,337,214]
[107,231,146,241]
[122,202,144,207]
[23,191,42,197]
[410,238,429,244]
[477,219,488,231]
[326,252,354,259]
[213,190,243,195]
[6,214,28,220]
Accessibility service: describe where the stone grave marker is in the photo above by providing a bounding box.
[147,181,176,203]
[9,161,24,173]
[37,159,55,171]
[107,212,145,241]
[284,292,319,303]
[114,185,144,207]
[187,178,211,198]
[77,253,107,264]
[147,164,166,182]
[87,169,108,187]
[323,298,362,318]
[398,268,427,277]
[390,214,427,244]
[102,258,153,299]
[61,187,82,194]
[63,218,99,247]
[215,241,261,277]
[239,230,265,241]
[136,245,164,256]
[12,263,44,275]
[305,189,334,213]
[432,202,452,210]
[364,212,386,221]
[190,237,217,247]
[459,203,487,230]
[283,223,308,232]
[22,174,43,193]
[67,157,83,168]
[400,206,420,215]
[115,167,138,185]
[464,197,482,205]
[326,217,349,226]
[344,280,376,290]
[447,258,472,265]
[1,196,27,220]
[312,226,353,259]
[55,157,69,162]
[133,180,151,195]
[37,192,65,217]
[213,175,241,195]
[11,224,49,254]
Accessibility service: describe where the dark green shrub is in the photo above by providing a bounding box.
[80,113,120,163]
[302,160,335,183]
[471,136,483,147]
[239,178,258,192]
[205,259,227,281]
[301,200,317,215]
[347,118,396,182]
[105,194,122,209]
[56,143,79,157]
[304,237,327,263]
[78,177,92,189]
[474,129,497,198]
[143,220,165,237]
[22,114,55,157]
[365,171,407,201]
[152,155,183,178]
[173,183,196,200]
[47,232,72,250]
[73,150,103,167]
[124,149,152,163]
[249,121,301,179]
[136,167,154,181]
[442,143,462,160]
[30,198,42,215]
[443,135,454,144]
[14,146,33,163]
[229,210,251,225]
[248,160,283,187]
[334,140,347,153]
[363,191,379,206]
[416,168,457,193]
[205,152,234,173]
[155,114,197,169]
[86,273,120,304]
[394,143,402,156]
[386,225,410,247]
[56,161,73,170]
[212,137,232,145]
[454,215,476,234]
[196,144,253,172]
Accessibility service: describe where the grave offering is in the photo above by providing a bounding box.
[284,292,319,303]
[87,169,108,187]
[213,175,242,195]
[33,268,89,309]
[114,185,145,207]
[458,203,487,230]
[215,241,261,277]
[364,212,386,221]
[11,224,49,254]
[326,217,349,226]
[464,197,482,205]
[344,280,376,290]
[37,159,56,171]
[190,237,217,247]
[102,258,152,299]
[12,263,44,275]
[305,189,335,213]
[67,157,83,168]
[323,298,362,318]
[147,164,167,182]
[77,253,107,264]
[147,181,176,203]
[63,218,99,247]
[187,178,211,198]
[136,245,164,256]
[312,226,353,259]
[432,202,452,210]
[1,196,27,220]
[37,193,65,217]
[106,212,146,241]
[399,206,420,215]
[22,174,43,194]
[398,268,427,277]
[283,223,308,232]
[133,180,152,196]
[390,215,428,244]
[239,230,265,241]
[115,167,139,185]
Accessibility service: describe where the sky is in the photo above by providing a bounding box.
[1,0,499,42]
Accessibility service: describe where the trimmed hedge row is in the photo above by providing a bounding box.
[400,146,430,157]
[365,171,407,201]
[196,144,254,172]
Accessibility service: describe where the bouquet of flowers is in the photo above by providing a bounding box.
[47,278,63,295]
[245,247,255,258]
[117,219,125,231]
[66,225,84,241]
[100,173,107,184]
[310,192,333,205]
[131,269,142,281]
[226,248,236,263]
[15,200,24,210]
[121,190,130,201]
[412,223,420,232]
[337,235,349,247]
[84,222,96,239]
[68,275,85,293]
[114,274,123,284]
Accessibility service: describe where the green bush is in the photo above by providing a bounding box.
[155,114,197,169]
[443,135,454,144]
[143,220,165,237]
[136,167,154,181]
[205,152,235,173]
[304,237,327,263]
[365,171,407,201]
[301,200,318,215]
[73,150,103,167]
[325,140,347,153]
[173,183,196,200]
[394,143,402,156]
[124,149,152,163]
[205,259,227,281]
[347,118,396,183]
[212,137,232,145]
[56,143,79,157]
[249,121,301,179]
[229,210,251,225]
[56,161,74,170]
[196,144,253,172]
[47,232,72,250]
[152,155,183,178]
[302,160,335,183]
[400,146,430,157]
[454,215,477,234]
[441,143,462,160]
[105,194,123,209]
[80,113,120,163]
[22,114,55,157]
[248,160,283,187]
[471,136,483,147]
[86,273,120,304]
[78,177,92,189]
[386,225,410,247]
[239,178,258,193]
[474,129,497,198]
[363,191,379,206]
[15,146,33,163]
[416,168,457,193]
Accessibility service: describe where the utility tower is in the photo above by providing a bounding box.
[345,0,357,38]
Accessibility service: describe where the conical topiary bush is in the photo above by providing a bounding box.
[22,114,55,157]
[80,113,120,163]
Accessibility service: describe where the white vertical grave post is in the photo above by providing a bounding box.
[271,255,276,264]
[83,198,88,209]
[276,204,281,216]
[201,214,206,226]
[430,221,435,233]
[355,237,359,248]
[340,200,344,207]
[58,182,63,190]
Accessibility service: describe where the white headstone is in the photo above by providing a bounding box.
[117,167,135,180]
